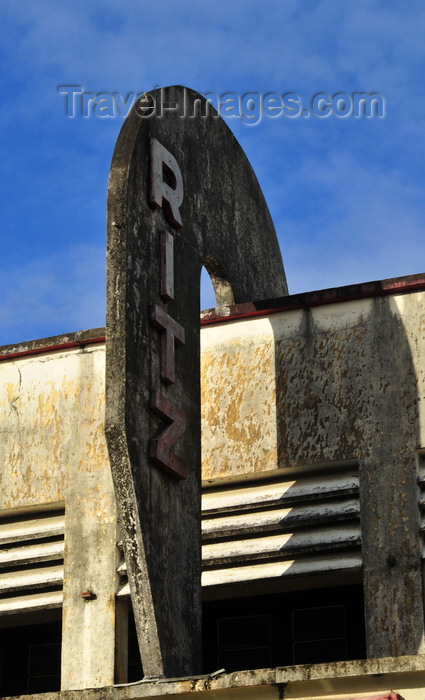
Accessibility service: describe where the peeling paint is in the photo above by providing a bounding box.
[0,288,424,681]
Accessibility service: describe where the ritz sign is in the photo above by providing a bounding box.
[149,138,187,479]
[105,85,287,678]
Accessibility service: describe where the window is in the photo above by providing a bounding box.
[0,509,65,694]
[292,604,347,664]
[216,613,271,671]
[202,585,365,673]
[127,611,143,682]
[0,615,62,695]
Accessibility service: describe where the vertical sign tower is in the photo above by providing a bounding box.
[105,86,288,677]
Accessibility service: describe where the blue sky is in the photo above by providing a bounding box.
[1,0,425,345]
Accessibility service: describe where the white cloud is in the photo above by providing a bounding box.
[1,0,424,342]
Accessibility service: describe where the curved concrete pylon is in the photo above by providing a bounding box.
[105,86,287,678]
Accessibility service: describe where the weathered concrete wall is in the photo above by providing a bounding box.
[201,290,425,659]
[201,292,425,477]
[0,341,118,690]
[272,294,424,659]
[8,655,425,700]
[201,317,278,480]
[0,284,424,688]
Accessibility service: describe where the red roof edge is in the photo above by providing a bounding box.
[0,272,424,361]
[200,272,425,326]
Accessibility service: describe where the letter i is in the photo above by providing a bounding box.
[160,230,174,301]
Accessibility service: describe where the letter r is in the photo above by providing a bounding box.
[149,138,184,229]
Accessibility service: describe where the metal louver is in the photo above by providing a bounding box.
[0,509,65,614]
[201,462,361,588]
[117,461,361,595]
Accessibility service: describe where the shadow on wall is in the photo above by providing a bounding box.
[270,293,423,658]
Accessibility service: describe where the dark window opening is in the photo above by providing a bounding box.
[202,585,365,673]
[216,613,272,671]
[292,604,347,664]
[0,615,62,695]
[127,611,143,682]
[126,585,365,678]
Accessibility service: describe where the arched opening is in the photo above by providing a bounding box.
[201,256,235,310]
[200,267,216,310]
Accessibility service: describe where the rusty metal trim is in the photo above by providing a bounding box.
[201,273,425,326]
[0,335,105,362]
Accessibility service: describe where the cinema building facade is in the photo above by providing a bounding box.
[0,87,425,700]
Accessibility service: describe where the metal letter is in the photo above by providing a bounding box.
[150,391,187,479]
[160,230,174,301]
[150,304,185,385]
[149,138,184,228]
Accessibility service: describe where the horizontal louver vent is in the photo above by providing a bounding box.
[117,463,361,595]
[201,465,361,588]
[0,510,65,614]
